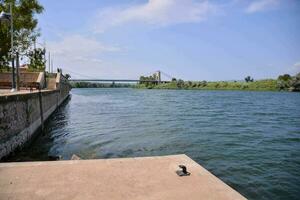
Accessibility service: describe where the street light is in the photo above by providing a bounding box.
[0,4,16,92]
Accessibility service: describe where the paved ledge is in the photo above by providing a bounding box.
[0,89,55,97]
[0,154,246,200]
[0,89,59,104]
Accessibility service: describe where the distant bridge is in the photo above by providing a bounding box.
[69,79,170,83]
[69,70,173,83]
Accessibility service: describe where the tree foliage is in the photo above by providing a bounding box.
[276,73,300,91]
[278,74,292,82]
[245,76,254,82]
[289,73,300,92]
[176,79,184,88]
[27,47,45,70]
[139,75,157,87]
[137,73,300,92]
[65,73,71,80]
[0,0,44,68]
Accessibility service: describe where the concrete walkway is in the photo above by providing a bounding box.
[0,154,246,200]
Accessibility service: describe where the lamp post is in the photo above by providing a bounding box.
[0,3,16,92]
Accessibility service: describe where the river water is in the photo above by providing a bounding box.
[7,88,300,200]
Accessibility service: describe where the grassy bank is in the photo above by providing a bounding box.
[70,73,300,92]
[138,79,279,91]
[139,73,300,92]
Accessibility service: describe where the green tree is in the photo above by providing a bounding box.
[277,74,291,90]
[65,73,71,80]
[245,76,254,82]
[0,0,44,68]
[139,75,156,88]
[278,74,292,82]
[290,73,300,92]
[176,79,184,88]
[27,47,45,70]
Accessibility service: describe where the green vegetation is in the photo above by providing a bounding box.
[137,73,300,92]
[277,73,300,92]
[139,75,157,87]
[0,0,44,71]
[70,82,135,88]
[244,76,254,82]
[71,73,300,92]
[27,47,46,70]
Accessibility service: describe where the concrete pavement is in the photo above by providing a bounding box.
[0,154,246,200]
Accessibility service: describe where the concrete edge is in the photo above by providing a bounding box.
[0,154,187,167]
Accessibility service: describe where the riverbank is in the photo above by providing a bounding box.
[71,73,300,92]
[70,80,281,91]
[138,75,300,92]
[70,81,135,88]
[138,79,279,91]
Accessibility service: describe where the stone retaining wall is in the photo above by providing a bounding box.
[0,76,71,159]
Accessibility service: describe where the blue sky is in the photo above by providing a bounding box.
[37,0,300,81]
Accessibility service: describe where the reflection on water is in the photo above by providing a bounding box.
[5,88,300,200]
[5,97,71,161]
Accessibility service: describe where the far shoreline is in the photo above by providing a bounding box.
[70,85,298,93]
[70,74,300,92]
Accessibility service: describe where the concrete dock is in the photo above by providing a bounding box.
[0,154,246,200]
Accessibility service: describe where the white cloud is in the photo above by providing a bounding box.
[246,0,279,13]
[45,35,151,80]
[285,62,300,75]
[294,62,300,68]
[46,35,122,78]
[92,0,218,33]
[73,56,103,64]
[293,62,300,73]
[48,35,120,58]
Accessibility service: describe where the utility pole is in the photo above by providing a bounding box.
[16,52,20,91]
[51,57,53,73]
[43,41,47,88]
[0,3,16,91]
[10,3,16,92]
[43,41,46,71]
[33,38,36,68]
[48,51,51,73]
